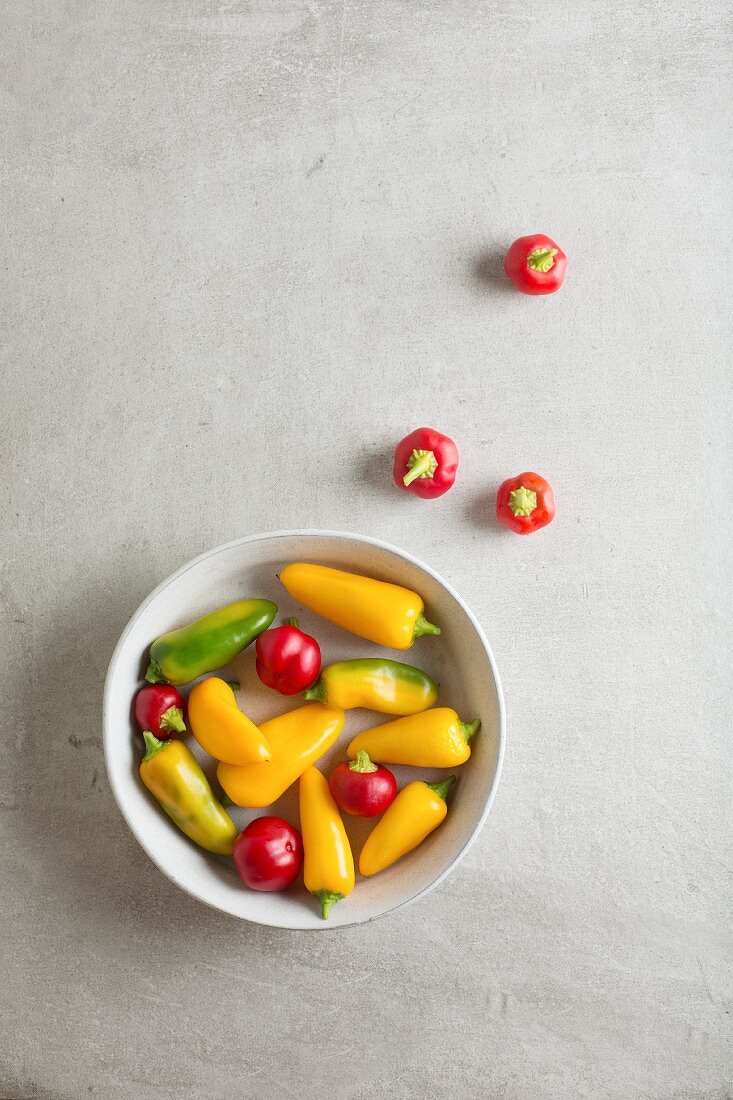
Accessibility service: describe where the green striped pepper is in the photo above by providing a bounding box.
[303,658,438,715]
[145,598,277,686]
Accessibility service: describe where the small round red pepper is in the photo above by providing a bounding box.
[496,472,555,534]
[393,427,459,499]
[329,751,397,817]
[233,816,303,892]
[134,684,187,739]
[504,234,567,295]
[255,618,321,695]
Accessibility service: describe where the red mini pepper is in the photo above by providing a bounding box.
[233,817,303,892]
[255,618,321,695]
[504,234,567,295]
[393,427,459,499]
[496,472,555,534]
[134,684,186,739]
[329,752,397,817]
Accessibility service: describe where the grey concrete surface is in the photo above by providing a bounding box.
[1,1,731,1097]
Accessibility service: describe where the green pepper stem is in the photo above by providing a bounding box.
[349,750,378,773]
[141,730,167,761]
[145,658,167,684]
[527,247,558,273]
[459,718,481,742]
[508,486,537,517]
[286,617,299,629]
[413,612,441,639]
[316,890,344,920]
[159,706,186,734]
[427,775,456,801]
[303,679,327,703]
[225,680,241,692]
[403,449,438,487]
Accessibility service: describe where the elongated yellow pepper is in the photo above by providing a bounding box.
[187,677,270,765]
[139,732,237,856]
[305,658,438,715]
[217,703,344,808]
[300,766,355,919]
[279,563,440,650]
[359,776,455,876]
[347,708,480,767]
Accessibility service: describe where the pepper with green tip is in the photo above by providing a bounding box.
[300,765,355,919]
[504,233,567,295]
[359,776,456,876]
[304,658,438,715]
[278,563,440,649]
[393,427,459,499]
[145,598,277,685]
[328,751,397,817]
[347,707,480,767]
[496,472,555,535]
[139,731,237,855]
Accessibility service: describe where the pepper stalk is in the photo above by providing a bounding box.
[508,486,537,517]
[427,775,456,801]
[403,449,439,486]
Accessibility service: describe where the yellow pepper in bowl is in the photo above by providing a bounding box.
[139,732,237,856]
[304,658,437,716]
[279,563,440,649]
[347,708,480,767]
[217,703,344,808]
[188,677,270,765]
[359,777,455,877]
[300,766,354,919]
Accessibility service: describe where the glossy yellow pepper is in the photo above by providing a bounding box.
[187,677,271,765]
[359,776,455,876]
[300,766,355,919]
[217,703,344,808]
[347,708,480,767]
[139,732,237,855]
[279,563,440,649]
[304,658,438,715]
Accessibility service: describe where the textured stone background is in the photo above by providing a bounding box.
[1,2,731,1098]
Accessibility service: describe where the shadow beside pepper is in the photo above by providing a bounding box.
[6,565,245,943]
[472,248,516,296]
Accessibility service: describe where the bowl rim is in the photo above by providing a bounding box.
[103,528,506,929]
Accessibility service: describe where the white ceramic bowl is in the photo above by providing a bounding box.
[103,531,505,929]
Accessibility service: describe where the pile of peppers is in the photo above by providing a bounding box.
[133,562,481,920]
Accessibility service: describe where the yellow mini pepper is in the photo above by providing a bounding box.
[300,766,355,919]
[217,703,344,808]
[139,731,237,856]
[279,563,440,649]
[359,776,455,877]
[187,677,271,765]
[304,658,438,716]
[347,708,480,767]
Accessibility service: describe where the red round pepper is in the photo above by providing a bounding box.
[496,472,555,535]
[329,752,397,817]
[233,817,303,891]
[504,234,567,295]
[393,427,459,499]
[255,618,321,695]
[134,684,187,739]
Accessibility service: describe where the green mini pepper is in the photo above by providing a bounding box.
[146,598,277,685]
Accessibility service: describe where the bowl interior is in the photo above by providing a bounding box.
[103,531,504,929]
